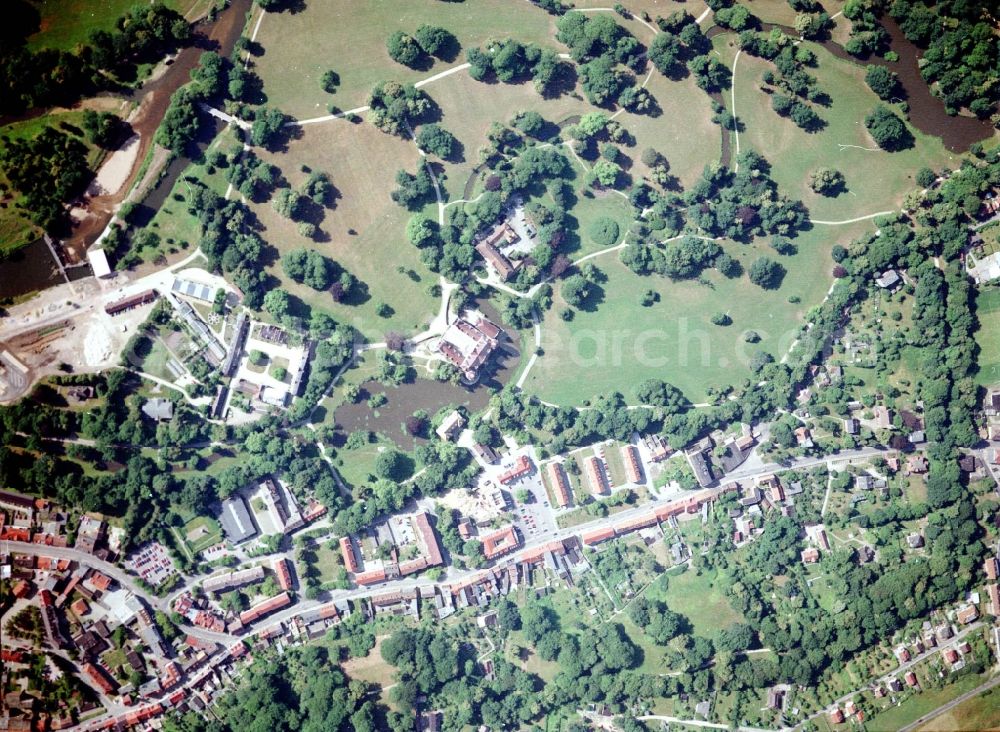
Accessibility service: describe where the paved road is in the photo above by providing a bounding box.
[794,622,985,731]
[638,714,773,732]
[898,673,1000,732]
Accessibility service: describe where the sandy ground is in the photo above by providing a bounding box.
[436,486,504,524]
[126,144,171,204]
[88,134,141,197]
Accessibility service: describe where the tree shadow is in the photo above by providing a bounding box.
[577,282,606,312]
[432,33,462,63]
[442,137,466,164]
[541,61,579,99]
[339,278,371,307]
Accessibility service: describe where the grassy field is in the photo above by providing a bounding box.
[253,0,565,120]
[975,288,1000,386]
[252,120,439,340]
[524,220,871,404]
[916,682,1000,731]
[714,33,961,222]
[621,68,722,190]
[182,515,222,554]
[870,673,995,731]
[648,567,743,642]
[340,636,397,685]
[25,0,203,51]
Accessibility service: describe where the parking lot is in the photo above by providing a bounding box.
[507,469,558,542]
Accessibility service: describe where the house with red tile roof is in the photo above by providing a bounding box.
[582,527,616,545]
[238,592,291,626]
[274,558,294,592]
[481,526,521,560]
[498,455,533,485]
[340,536,361,573]
[621,445,643,484]
[585,456,608,496]
[546,462,572,508]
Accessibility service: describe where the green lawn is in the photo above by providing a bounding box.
[253,0,564,120]
[714,32,966,222]
[648,567,743,642]
[183,515,222,554]
[622,67,722,191]
[975,288,1000,386]
[524,220,871,404]
[312,541,345,585]
[252,119,439,341]
[917,683,1000,732]
[25,0,203,51]
[136,335,175,382]
[870,673,995,731]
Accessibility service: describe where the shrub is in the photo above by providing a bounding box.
[588,217,620,247]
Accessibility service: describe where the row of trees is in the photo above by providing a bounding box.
[466,39,565,97]
[387,25,456,68]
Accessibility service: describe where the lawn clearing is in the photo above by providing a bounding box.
[182,515,222,554]
[715,33,962,222]
[974,288,1000,386]
[916,683,1000,732]
[253,0,562,120]
[312,540,346,585]
[648,567,743,642]
[251,120,439,341]
[25,0,203,52]
[870,672,994,732]
[524,221,871,404]
[341,636,397,687]
[622,68,722,190]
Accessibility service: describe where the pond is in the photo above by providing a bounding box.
[332,304,521,449]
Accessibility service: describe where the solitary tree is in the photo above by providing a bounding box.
[864,65,899,100]
[387,31,423,67]
[414,25,454,58]
[748,257,785,289]
[864,105,912,151]
[416,123,457,159]
[809,168,845,196]
[561,274,592,307]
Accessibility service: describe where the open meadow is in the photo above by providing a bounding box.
[523,221,871,404]
[916,683,1000,732]
[251,119,440,340]
[252,0,564,120]
[714,34,961,222]
[975,288,1000,386]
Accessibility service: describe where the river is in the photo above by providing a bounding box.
[714,16,996,154]
[0,0,253,301]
